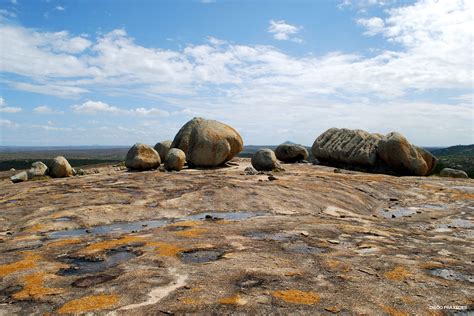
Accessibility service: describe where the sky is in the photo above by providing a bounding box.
[0,0,473,147]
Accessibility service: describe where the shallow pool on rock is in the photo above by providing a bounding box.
[180,249,226,263]
[378,207,417,219]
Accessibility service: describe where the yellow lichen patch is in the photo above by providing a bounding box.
[146,241,183,257]
[57,294,119,314]
[271,289,320,305]
[0,252,42,277]
[400,296,416,305]
[47,238,82,248]
[380,305,409,316]
[219,294,247,306]
[284,271,302,276]
[174,228,208,238]
[323,259,351,273]
[169,220,202,227]
[24,223,48,233]
[79,235,144,254]
[384,266,411,281]
[13,272,64,300]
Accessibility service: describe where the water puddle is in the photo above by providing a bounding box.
[420,204,447,210]
[428,269,474,283]
[378,207,417,219]
[283,241,324,254]
[71,274,117,288]
[180,249,225,263]
[57,250,137,276]
[53,217,74,222]
[46,211,267,240]
[47,219,168,239]
[437,219,473,229]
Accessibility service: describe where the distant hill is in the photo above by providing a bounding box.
[430,144,474,157]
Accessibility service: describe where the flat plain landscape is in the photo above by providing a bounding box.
[0,158,473,314]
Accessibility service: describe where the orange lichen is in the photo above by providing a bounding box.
[174,228,208,238]
[0,252,42,277]
[324,259,351,273]
[219,295,247,305]
[79,235,144,254]
[24,223,48,233]
[47,238,82,248]
[57,294,119,314]
[384,266,411,281]
[13,272,64,300]
[146,241,183,257]
[284,271,303,276]
[271,289,320,305]
[180,297,200,305]
[419,262,444,270]
[380,305,409,316]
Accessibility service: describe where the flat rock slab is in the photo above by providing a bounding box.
[0,158,472,315]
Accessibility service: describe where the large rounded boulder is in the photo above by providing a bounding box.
[154,140,172,162]
[251,148,277,171]
[125,143,161,171]
[49,156,73,178]
[275,143,308,163]
[171,117,243,167]
[165,148,186,171]
[377,132,434,176]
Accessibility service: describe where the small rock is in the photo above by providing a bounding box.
[165,148,186,171]
[10,171,28,183]
[77,169,86,176]
[268,175,278,181]
[9,168,15,172]
[300,231,309,237]
[274,143,309,163]
[334,168,342,173]
[312,159,320,165]
[325,306,341,314]
[244,166,258,175]
[439,168,469,179]
[328,239,340,244]
[251,148,277,171]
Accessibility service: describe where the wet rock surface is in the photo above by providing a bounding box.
[0,158,473,315]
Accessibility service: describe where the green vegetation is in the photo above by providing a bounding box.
[430,145,474,178]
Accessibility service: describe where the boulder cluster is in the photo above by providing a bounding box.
[311,128,438,176]
[125,117,244,172]
[10,156,76,183]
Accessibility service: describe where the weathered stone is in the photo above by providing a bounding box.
[312,128,381,166]
[125,143,161,171]
[165,148,186,171]
[275,144,309,163]
[244,166,258,175]
[439,168,469,179]
[251,148,277,171]
[416,147,438,175]
[29,161,48,177]
[154,140,172,162]
[49,156,73,178]
[171,117,243,167]
[10,171,28,183]
[377,132,433,176]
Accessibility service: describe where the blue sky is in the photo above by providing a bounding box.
[0,0,473,146]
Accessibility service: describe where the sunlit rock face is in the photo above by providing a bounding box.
[312,128,437,176]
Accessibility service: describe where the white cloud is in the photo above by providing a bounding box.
[0,9,17,19]
[32,125,72,131]
[0,0,473,145]
[55,6,65,11]
[268,20,303,42]
[357,17,385,36]
[0,97,22,113]
[71,100,170,116]
[33,105,64,114]
[0,119,19,127]
[10,0,18,4]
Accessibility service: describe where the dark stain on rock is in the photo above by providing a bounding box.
[180,249,225,263]
[71,274,117,288]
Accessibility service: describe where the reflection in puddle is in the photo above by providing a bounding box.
[57,250,137,276]
[46,211,267,240]
[180,249,225,263]
[378,207,417,219]
[428,269,474,283]
[48,220,168,239]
